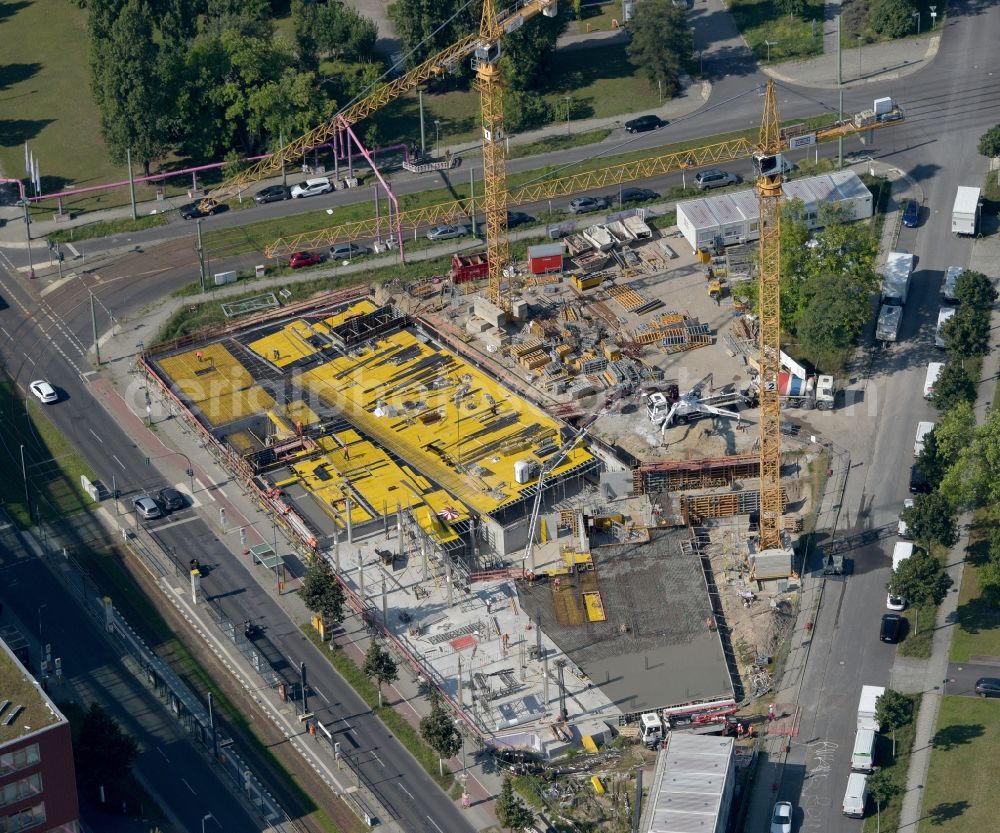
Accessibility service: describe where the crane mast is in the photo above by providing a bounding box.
[754,81,784,550]
[475,0,511,312]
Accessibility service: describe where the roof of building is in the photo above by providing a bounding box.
[677,170,869,231]
[644,733,735,833]
[0,636,64,746]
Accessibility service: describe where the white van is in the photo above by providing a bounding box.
[888,542,915,610]
[843,772,869,818]
[914,421,934,456]
[924,362,945,399]
[851,728,876,773]
[935,307,956,349]
[943,266,963,302]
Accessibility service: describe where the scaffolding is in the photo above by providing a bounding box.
[633,455,760,494]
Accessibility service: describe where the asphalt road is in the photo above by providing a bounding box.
[946,662,1000,697]
[0,544,259,833]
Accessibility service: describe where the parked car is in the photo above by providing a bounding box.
[897,498,914,537]
[694,169,739,190]
[179,201,222,219]
[330,243,372,260]
[908,464,931,494]
[974,677,1000,697]
[620,187,660,203]
[29,380,57,404]
[880,613,903,643]
[624,115,667,134]
[426,224,468,241]
[290,177,333,198]
[289,251,322,269]
[770,801,793,833]
[507,211,535,227]
[254,185,291,204]
[133,495,161,520]
[568,196,609,215]
[158,487,186,512]
[902,198,920,228]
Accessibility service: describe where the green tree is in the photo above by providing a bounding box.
[978,560,1000,607]
[869,0,917,38]
[500,2,571,93]
[930,362,976,412]
[940,407,1000,510]
[496,776,535,832]
[363,641,399,707]
[867,767,900,831]
[934,401,977,465]
[73,703,140,792]
[916,430,949,490]
[300,559,346,631]
[388,0,479,68]
[291,0,320,72]
[775,0,807,16]
[90,0,169,175]
[888,548,953,610]
[794,274,872,354]
[900,492,958,549]
[778,198,813,326]
[978,125,1000,158]
[626,0,692,99]
[504,89,554,131]
[954,269,998,312]
[942,307,990,359]
[875,688,912,757]
[419,691,462,775]
[314,2,379,62]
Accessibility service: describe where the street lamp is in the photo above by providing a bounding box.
[764,40,778,63]
[20,444,29,519]
[434,120,441,158]
[201,813,214,833]
[563,96,571,136]
[913,11,920,35]
[857,36,863,79]
[37,604,47,671]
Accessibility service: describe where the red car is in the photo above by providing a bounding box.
[289,251,322,269]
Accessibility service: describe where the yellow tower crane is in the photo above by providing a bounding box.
[753,80,785,551]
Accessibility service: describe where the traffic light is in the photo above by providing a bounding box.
[144,457,150,465]
[185,468,193,477]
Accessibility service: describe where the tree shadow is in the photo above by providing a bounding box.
[931,723,984,751]
[543,44,640,95]
[0,1,30,25]
[926,800,970,825]
[0,62,42,91]
[0,117,53,147]
[954,596,1000,636]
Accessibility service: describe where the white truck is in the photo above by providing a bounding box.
[851,728,877,773]
[952,186,981,235]
[843,772,869,818]
[914,421,935,456]
[881,251,914,306]
[857,685,885,731]
[876,303,903,342]
[924,362,945,399]
[888,541,915,610]
[633,698,738,746]
[942,266,963,302]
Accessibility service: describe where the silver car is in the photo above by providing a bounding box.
[694,169,739,190]
[132,495,161,520]
[290,177,332,198]
[426,224,468,241]
[330,243,372,260]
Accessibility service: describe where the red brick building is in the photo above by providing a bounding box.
[0,638,79,833]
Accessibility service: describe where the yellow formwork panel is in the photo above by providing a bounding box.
[322,299,377,329]
[583,591,606,622]
[562,550,592,567]
[203,385,275,427]
[299,305,594,518]
[285,400,320,428]
[247,319,320,368]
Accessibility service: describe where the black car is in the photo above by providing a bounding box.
[880,613,903,643]
[179,201,222,219]
[620,187,660,203]
[507,211,535,227]
[158,487,186,511]
[909,464,931,494]
[975,677,1000,697]
[254,185,291,204]
[625,115,666,134]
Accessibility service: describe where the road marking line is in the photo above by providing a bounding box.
[314,687,329,703]
[157,747,170,762]
[0,328,10,339]
[398,785,413,799]
[155,516,199,532]
[426,815,444,833]
[65,243,80,258]
[181,777,197,795]
[89,428,103,444]
[112,455,126,470]
[372,751,385,768]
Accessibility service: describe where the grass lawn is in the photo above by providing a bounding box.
[919,695,1000,832]
[862,694,920,833]
[897,601,936,658]
[508,129,614,159]
[727,0,825,63]
[572,1,625,34]
[950,506,1000,662]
